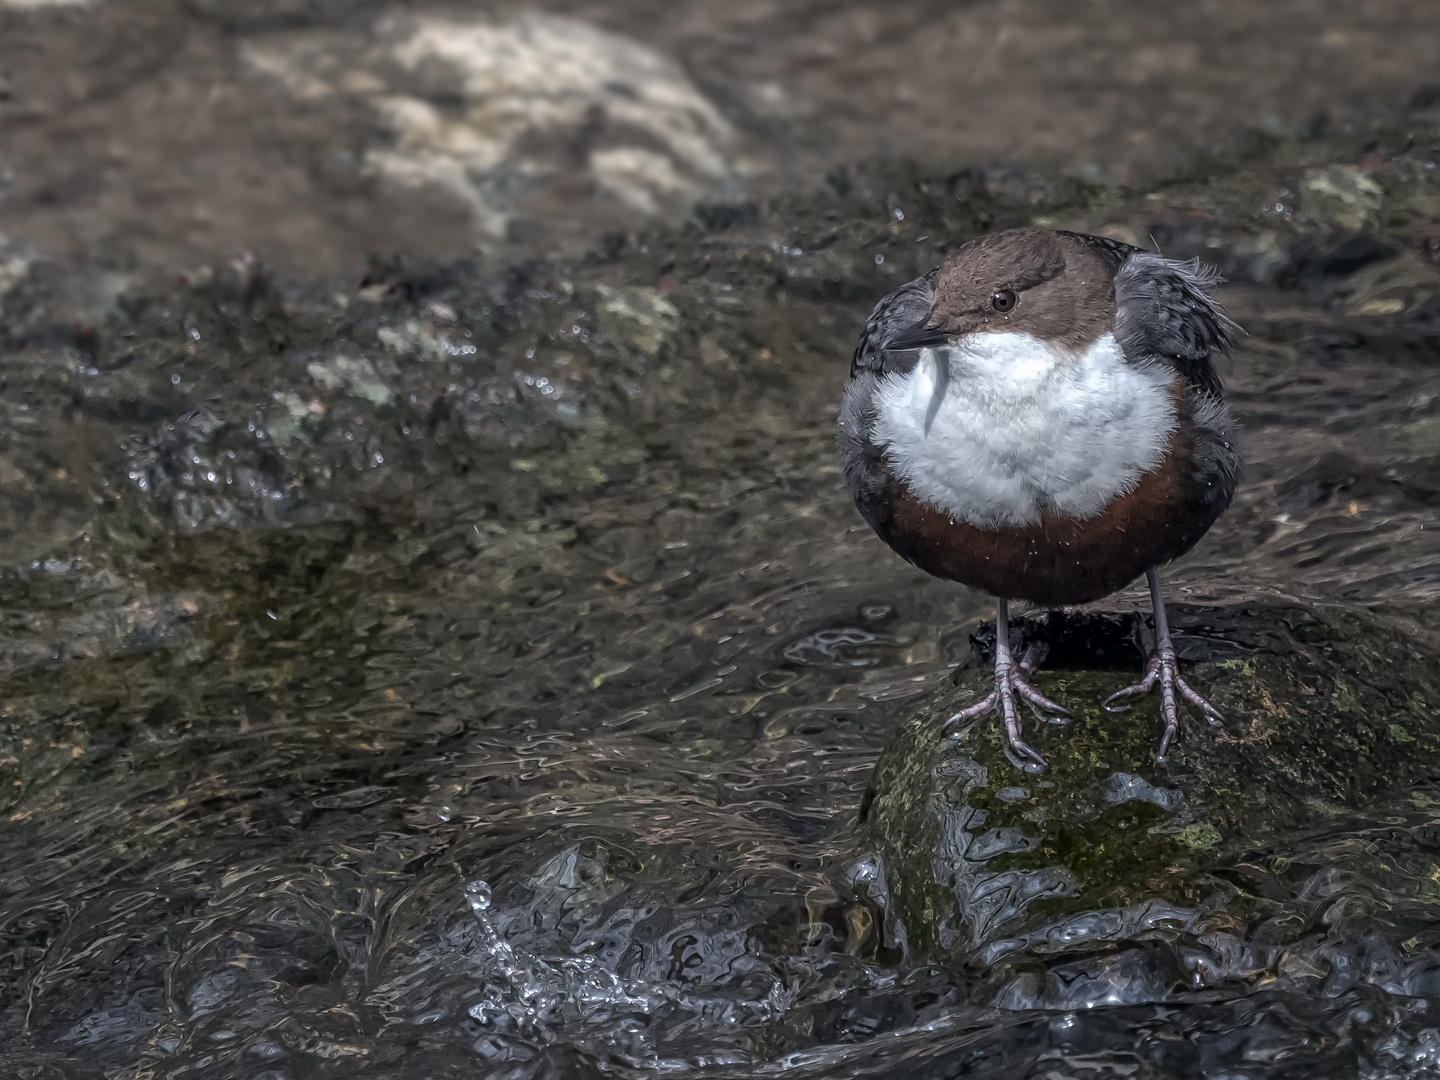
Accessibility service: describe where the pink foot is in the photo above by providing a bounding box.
[946,605,1070,772]
[1104,569,1225,762]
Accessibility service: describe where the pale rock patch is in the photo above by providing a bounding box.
[243,11,748,239]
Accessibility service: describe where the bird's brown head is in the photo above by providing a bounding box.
[918,229,1119,353]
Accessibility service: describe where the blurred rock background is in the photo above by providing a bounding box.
[0,0,1437,289]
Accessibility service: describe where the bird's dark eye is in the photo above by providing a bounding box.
[991,289,1017,313]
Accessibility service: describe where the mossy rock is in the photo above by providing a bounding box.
[857,603,1440,968]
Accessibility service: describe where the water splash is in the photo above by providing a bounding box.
[459,879,794,1069]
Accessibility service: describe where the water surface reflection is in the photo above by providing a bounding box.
[1,146,1440,1076]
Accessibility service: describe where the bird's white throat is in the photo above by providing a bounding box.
[870,330,1177,528]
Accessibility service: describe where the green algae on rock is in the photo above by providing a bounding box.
[857,603,1440,967]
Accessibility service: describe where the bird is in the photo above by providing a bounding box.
[836,228,1239,770]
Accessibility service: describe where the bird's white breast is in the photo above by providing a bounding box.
[869,331,1177,528]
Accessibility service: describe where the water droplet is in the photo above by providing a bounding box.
[466,880,492,911]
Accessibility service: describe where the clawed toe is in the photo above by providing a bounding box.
[1101,663,1158,713]
[1104,651,1223,760]
[1098,568,1228,761]
[1004,733,1048,770]
[945,655,1067,773]
[1015,679,1072,720]
[1178,676,1225,726]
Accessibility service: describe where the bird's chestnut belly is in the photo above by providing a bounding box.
[878,443,1212,606]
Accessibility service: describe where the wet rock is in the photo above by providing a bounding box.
[593,285,680,357]
[304,354,394,407]
[243,10,750,243]
[0,568,205,681]
[858,604,1440,968]
[1336,249,1440,319]
[1278,231,1401,284]
[1217,229,1293,285]
[119,409,328,534]
[0,237,31,298]
[1301,165,1385,232]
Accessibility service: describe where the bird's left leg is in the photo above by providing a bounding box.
[1102,568,1224,761]
[946,598,1070,770]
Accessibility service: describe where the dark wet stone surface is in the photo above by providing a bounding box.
[861,604,1440,964]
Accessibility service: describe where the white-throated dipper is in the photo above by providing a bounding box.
[837,228,1239,768]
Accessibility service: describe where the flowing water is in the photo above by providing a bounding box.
[2,120,1440,1078]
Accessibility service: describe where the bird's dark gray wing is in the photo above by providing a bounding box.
[1114,250,1242,526]
[1112,251,1237,398]
[850,269,939,377]
[840,270,939,545]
